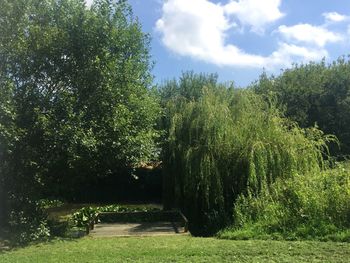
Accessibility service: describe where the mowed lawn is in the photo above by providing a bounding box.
[1,236,350,263]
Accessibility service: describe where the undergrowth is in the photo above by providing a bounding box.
[218,162,350,242]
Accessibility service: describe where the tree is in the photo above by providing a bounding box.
[0,78,17,228]
[253,57,350,157]
[0,0,160,238]
[161,73,330,236]
[159,72,220,210]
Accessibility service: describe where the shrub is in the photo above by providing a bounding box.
[71,205,160,227]
[220,162,350,241]
[7,198,50,244]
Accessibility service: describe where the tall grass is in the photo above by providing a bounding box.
[162,74,333,236]
[221,162,350,241]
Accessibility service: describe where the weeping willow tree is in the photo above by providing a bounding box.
[162,74,332,236]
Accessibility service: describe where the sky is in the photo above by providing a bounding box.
[87,0,350,87]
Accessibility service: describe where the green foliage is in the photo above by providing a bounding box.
[38,199,64,209]
[7,198,50,244]
[0,0,160,241]
[71,205,160,227]
[253,57,350,157]
[160,71,219,103]
[162,72,331,236]
[72,207,100,227]
[0,79,17,227]
[220,162,350,241]
[160,72,220,208]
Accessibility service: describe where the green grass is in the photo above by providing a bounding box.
[1,236,349,262]
[218,225,350,242]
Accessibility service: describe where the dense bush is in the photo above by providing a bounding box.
[219,162,350,241]
[162,73,332,236]
[6,198,50,244]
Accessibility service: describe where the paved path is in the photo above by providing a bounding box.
[89,222,186,237]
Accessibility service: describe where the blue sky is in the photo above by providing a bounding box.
[88,0,350,87]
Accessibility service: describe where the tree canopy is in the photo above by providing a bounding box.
[0,0,160,238]
[253,58,350,157]
[161,72,332,236]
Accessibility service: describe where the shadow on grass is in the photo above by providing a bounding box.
[0,202,165,252]
[0,225,87,253]
[128,222,179,234]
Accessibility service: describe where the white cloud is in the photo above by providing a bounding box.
[224,0,284,33]
[86,0,93,7]
[156,0,230,58]
[323,12,347,23]
[156,0,330,69]
[269,43,327,66]
[278,24,343,47]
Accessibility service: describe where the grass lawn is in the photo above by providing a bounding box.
[1,236,349,263]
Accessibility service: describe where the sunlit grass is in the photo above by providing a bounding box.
[1,236,350,263]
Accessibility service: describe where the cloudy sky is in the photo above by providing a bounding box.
[87,0,350,87]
